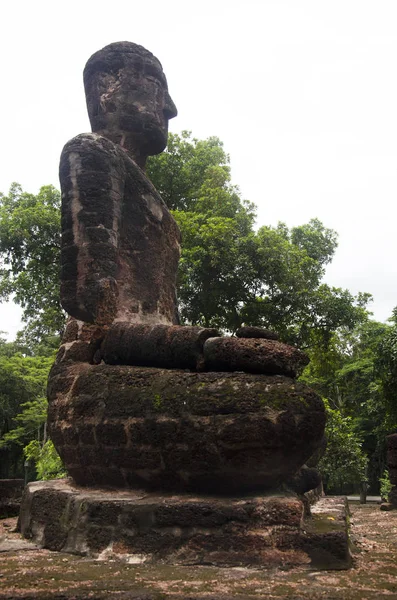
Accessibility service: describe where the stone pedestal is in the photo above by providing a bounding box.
[19,480,351,569]
[20,40,336,573]
[48,363,325,493]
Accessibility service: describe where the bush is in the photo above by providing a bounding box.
[379,469,392,501]
[24,439,66,481]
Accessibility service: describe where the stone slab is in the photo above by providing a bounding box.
[0,537,38,553]
[203,336,309,377]
[19,480,351,569]
[304,496,352,569]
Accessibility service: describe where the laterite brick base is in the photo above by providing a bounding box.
[19,479,351,569]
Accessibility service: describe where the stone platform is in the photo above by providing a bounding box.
[19,479,351,569]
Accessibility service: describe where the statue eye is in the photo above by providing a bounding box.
[144,64,166,87]
[146,75,162,86]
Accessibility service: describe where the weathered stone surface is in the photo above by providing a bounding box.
[60,134,181,327]
[387,450,397,468]
[286,466,322,495]
[49,40,326,500]
[306,435,327,467]
[84,42,177,162]
[302,496,351,568]
[203,336,309,377]
[387,441,397,477]
[48,363,325,493]
[17,40,331,576]
[305,481,324,507]
[236,326,279,340]
[60,42,180,327]
[389,468,397,485]
[0,479,24,518]
[102,322,219,370]
[20,481,303,565]
[19,480,351,569]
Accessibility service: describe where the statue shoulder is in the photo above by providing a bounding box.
[61,132,117,155]
[60,133,128,180]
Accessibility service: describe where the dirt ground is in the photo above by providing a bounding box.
[1,501,397,599]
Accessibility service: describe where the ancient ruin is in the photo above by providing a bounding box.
[19,42,350,568]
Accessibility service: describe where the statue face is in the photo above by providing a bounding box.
[123,58,177,154]
[84,45,177,157]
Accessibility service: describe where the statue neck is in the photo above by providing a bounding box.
[93,130,148,171]
[126,148,147,171]
[119,135,148,171]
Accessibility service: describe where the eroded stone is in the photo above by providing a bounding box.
[48,364,325,493]
[236,326,279,340]
[19,480,351,569]
[102,322,219,370]
[60,134,181,326]
[203,336,309,377]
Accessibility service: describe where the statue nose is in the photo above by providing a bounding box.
[164,92,177,120]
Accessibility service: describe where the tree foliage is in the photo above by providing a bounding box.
[302,319,392,491]
[148,132,369,345]
[0,183,64,344]
[23,439,66,481]
[376,308,397,425]
[0,335,65,480]
[319,399,368,493]
[0,338,55,478]
[147,131,236,212]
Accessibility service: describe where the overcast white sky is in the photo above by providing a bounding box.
[1,0,396,339]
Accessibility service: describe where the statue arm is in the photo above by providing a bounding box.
[59,133,123,325]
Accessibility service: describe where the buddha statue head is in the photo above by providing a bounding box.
[84,41,177,168]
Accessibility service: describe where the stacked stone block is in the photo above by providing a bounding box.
[48,344,325,492]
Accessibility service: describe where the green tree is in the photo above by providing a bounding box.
[174,212,258,330]
[240,222,368,347]
[302,319,390,492]
[149,131,259,331]
[319,400,368,493]
[149,132,369,342]
[0,345,59,479]
[147,131,235,212]
[0,183,64,344]
[23,440,66,481]
[376,307,397,426]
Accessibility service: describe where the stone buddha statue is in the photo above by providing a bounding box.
[21,43,337,568]
[60,42,180,329]
[48,41,325,495]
